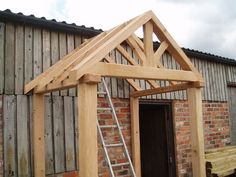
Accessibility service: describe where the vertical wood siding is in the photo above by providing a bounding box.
[1,21,236,177]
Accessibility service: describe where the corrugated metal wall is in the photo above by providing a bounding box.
[0,21,236,176]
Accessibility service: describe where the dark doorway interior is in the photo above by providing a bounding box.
[139,102,176,177]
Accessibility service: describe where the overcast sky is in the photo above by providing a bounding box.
[0,0,235,59]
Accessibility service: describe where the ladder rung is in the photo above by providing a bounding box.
[97,107,112,111]
[97,91,107,95]
[105,143,123,147]
[100,125,118,128]
[111,162,129,167]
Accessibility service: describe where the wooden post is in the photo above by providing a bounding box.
[143,21,154,66]
[130,97,141,177]
[78,74,100,177]
[33,93,45,177]
[187,88,206,177]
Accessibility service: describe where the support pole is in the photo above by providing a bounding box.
[33,93,45,177]
[187,88,206,177]
[130,97,141,177]
[78,75,100,177]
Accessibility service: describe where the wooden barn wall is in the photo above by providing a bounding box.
[0,22,235,101]
[0,21,236,176]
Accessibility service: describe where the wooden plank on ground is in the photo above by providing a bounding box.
[64,96,76,171]
[0,22,5,94]
[78,82,98,177]
[3,95,16,176]
[33,94,45,177]
[44,96,54,174]
[5,23,15,94]
[16,95,30,177]
[53,96,65,173]
[24,26,33,86]
[15,25,24,94]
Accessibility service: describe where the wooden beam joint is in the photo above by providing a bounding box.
[79,74,101,84]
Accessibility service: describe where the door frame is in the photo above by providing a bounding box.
[139,99,177,177]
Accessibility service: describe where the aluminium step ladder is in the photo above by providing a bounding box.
[97,78,137,177]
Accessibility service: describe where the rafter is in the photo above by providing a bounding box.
[126,36,146,65]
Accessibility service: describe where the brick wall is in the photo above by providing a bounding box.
[174,100,230,177]
[0,95,3,176]
[95,99,230,177]
[97,97,132,177]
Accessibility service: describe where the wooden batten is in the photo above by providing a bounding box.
[130,97,141,177]
[187,88,206,177]
[78,80,99,177]
[33,93,45,177]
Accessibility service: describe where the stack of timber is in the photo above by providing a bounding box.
[205,146,236,177]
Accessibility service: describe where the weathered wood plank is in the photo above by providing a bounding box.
[53,96,65,173]
[3,95,16,176]
[42,30,51,96]
[74,35,82,97]
[51,31,60,96]
[24,26,33,85]
[0,22,5,94]
[110,50,118,98]
[59,33,68,96]
[29,95,34,176]
[42,30,51,71]
[64,96,76,171]
[44,96,54,174]
[16,95,30,177]
[74,97,79,170]
[67,34,76,96]
[33,28,42,78]
[222,65,228,100]
[15,25,24,94]
[116,50,124,98]
[5,23,15,94]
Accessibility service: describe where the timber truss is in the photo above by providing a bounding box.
[25,10,204,95]
[25,10,206,177]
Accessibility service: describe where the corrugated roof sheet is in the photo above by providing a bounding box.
[0,9,235,65]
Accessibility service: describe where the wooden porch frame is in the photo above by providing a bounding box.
[27,10,206,177]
